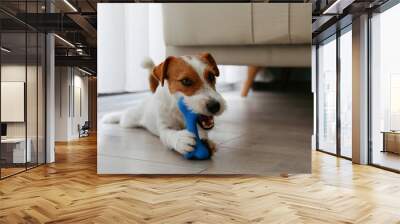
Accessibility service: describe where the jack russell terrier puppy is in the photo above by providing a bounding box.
[102,53,226,156]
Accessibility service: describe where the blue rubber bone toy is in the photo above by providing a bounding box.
[177,97,211,160]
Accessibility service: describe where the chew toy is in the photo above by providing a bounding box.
[177,97,211,160]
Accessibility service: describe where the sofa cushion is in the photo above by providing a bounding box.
[253,3,290,44]
[163,3,253,46]
[289,3,312,44]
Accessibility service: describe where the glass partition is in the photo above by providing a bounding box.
[1,31,28,177]
[0,3,46,179]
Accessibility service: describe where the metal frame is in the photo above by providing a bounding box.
[44,0,48,165]
[25,2,28,172]
[367,11,373,166]
[36,2,39,168]
[336,23,341,158]
[316,44,320,151]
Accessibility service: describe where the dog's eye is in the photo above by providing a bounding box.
[180,78,193,87]
[207,75,215,83]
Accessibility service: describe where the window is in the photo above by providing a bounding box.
[370,3,400,171]
[317,36,337,154]
[316,26,353,159]
[339,28,352,158]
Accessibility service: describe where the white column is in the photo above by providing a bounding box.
[46,33,55,163]
[352,14,369,164]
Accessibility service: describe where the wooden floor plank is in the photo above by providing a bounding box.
[0,135,399,223]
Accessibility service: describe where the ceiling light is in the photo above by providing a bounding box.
[76,48,85,55]
[78,67,93,76]
[323,0,341,14]
[54,34,75,48]
[63,0,78,12]
[322,0,353,15]
[1,47,11,53]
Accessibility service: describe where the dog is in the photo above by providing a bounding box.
[102,53,226,156]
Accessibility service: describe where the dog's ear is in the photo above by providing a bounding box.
[199,52,219,77]
[152,56,175,86]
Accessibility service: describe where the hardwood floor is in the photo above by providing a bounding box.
[0,135,400,223]
[0,167,26,178]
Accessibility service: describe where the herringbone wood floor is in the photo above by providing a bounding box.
[1,135,400,224]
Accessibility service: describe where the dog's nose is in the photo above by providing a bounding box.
[206,100,220,114]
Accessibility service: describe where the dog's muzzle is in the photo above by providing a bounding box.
[198,114,214,130]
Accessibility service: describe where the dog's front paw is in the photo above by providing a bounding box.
[174,130,196,154]
[202,139,218,155]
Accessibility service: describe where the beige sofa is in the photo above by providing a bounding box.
[162,3,311,96]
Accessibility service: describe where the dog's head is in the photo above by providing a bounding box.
[152,53,226,129]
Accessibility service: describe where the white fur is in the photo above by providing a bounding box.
[102,56,226,155]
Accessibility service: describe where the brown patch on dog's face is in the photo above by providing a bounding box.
[198,53,219,90]
[166,57,203,96]
[203,69,217,89]
[152,56,174,86]
[198,52,219,77]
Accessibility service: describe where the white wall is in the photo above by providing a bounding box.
[69,74,89,138]
[55,67,89,141]
[55,67,70,141]
[77,75,89,125]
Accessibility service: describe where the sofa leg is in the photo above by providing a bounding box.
[241,66,261,97]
